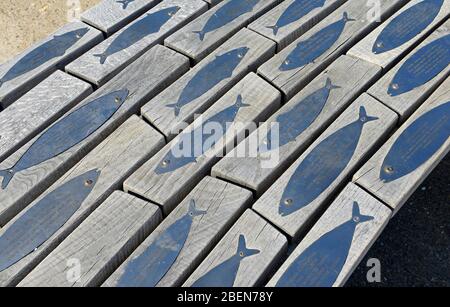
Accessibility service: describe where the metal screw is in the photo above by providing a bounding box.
[376,41,383,48]
[239,252,244,257]
[284,198,293,206]
[384,166,394,174]
[162,160,170,167]
[391,83,399,90]
[85,179,93,187]
[284,59,290,66]
[353,216,360,223]
[115,97,122,103]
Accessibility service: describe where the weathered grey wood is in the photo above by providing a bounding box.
[253,94,398,239]
[184,209,287,287]
[257,0,407,100]
[125,73,280,214]
[0,45,187,227]
[354,78,450,214]
[18,191,162,287]
[203,0,223,7]
[0,22,102,108]
[348,0,449,70]
[248,0,347,52]
[104,176,253,287]
[67,0,207,87]
[367,20,450,121]
[212,55,381,196]
[267,182,392,287]
[143,28,276,140]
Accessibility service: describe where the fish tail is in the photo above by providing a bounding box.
[189,200,207,217]
[352,202,374,223]
[237,235,260,258]
[343,12,356,22]
[266,25,279,35]
[192,30,205,41]
[359,106,378,123]
[0,169,15,189]
[235,94,250,108]
[325,77,340,90]
[166,103,181,116]
[93,53,107,64]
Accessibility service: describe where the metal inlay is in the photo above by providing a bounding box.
[116,0,135,9]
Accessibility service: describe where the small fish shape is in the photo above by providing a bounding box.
[94,6,180,64]
[166,47,249,116]
[191,235,260,287]
[279,106,378,217]
[380,101,450,182]
[0,169,100,272]
[279,12,354,71]
[117,200,206,287]
[0,89,128,189]
[266,0,326,35]
[116,0,134,9]
[0,28,88,88]
[388,34,450,96]
[373,0,444,54]
[275,202,374,287]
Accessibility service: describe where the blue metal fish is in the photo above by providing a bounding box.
[0,169,100,272]
[117,200,206,287]
[266,0,326,35]
[166,47,249,116]
[275,202,374,287]
[279,12,354,71]
[279,106,378,217]
[191,235,260,287]
[0,28,89,88]
[388,34,450,96]
[373,0,444,54]
[116,0,135,9]
[380,101,450,183]
[193,0,260,41]
[0,89,128,189]
[94,6,180,64]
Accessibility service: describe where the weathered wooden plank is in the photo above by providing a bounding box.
[267,182,392,287]
[203,0,223,7]
[67,0,207,87]
[125,73,280,214]
[19,191,162,287]
[253,94,398,239]
[0,22,102,108]
[248,0,347,52]
[0,115,164,286]
[367,20,450,120]
[143,28,276,140]
[104,176,253,287]
[0,45,187,227]
[348,0,449,70]
[184,209,287,287]
[257,0,407,100]
[212,55,381,196]
[354,78,450,214]
[165,0,281,63]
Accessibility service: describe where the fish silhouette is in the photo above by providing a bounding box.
[193,0,260,41]
[373,0,444,54]
[275,202,374,287]
[94,6,180,64]
[191,235,260,287]
[116,0,134,9]
[0,169,100,272]
[117,200,206,287]
[266,0,326,35]
[157,95,250,174]
[388,34,450,96]
[0,89,128,189]
[166,47,249,116]
[380,101,450,182]
[279,106,378,217]
[279,12,354,71]
[0,28,88,88]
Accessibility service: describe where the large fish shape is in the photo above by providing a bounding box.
[0,89,128,189]
[193,0,260,41]
[266,0,326,36]
[373,0,444,54]
[279,106,378,217]
[275,202,374,287]
[117,200,206,287]
[0,169,100,272]
[157,95,250,174]
[191,235,260,287]
[166,47,249,116]
[388,34,450,96]
[94,6,180,64]
[0,28,89,88]
[116,0,134,9]
[279,12,354,71]
[380,101,450,182]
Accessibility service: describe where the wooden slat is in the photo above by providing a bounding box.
[104,176,253,287]
[267,182,391,287]
[184,209,287,287]
[203,0,224,7]
[212,55,381,196]
[253,94,398,239]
